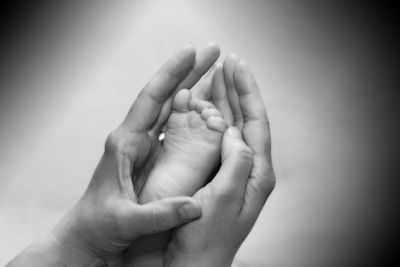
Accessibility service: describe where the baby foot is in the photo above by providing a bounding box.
[139,89,228,203]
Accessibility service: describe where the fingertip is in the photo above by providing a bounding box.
[182,43,196,60]
[224,53,240,66]
[214,62,223,72]
[183,43,195,52]
[202,43,220,67]
[136,197,202,234]
[225,126,242,138]
[233,60,249,76]
[179,199,202,220]
[222,129,253,164]
[227,53,239,61]
[207,41,219,47]
[237,60,247,69]
[206,42,221,53]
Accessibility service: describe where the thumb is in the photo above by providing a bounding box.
[131,197,202,236]
[208,127,253,195]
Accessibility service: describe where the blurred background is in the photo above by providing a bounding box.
[0,1,397,266]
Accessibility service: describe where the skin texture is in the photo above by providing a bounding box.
[139,89,228,203]
[125,89,228,267]
[165,58,276,267]
[122,44,224,267]
[7,46,276,267]
[124,55,276,267]
[7,44,220,267]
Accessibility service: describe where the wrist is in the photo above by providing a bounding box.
[50,207,104,266]
[7,232,104,267]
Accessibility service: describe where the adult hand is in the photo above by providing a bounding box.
[7,44,218,267]
[165,56,276,267]
[122,43,222,267]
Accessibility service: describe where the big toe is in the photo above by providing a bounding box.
[172,89,191,112]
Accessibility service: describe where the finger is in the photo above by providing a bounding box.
[190,43,221,100]
[211,64,234,125]
[207,127,253,204]
[223,54,243,129]
[233,61,276,218]
[151,43,220,134]
[233,61,271,163]
[150,74,211,136]
[122,45,196,131]
[149,96,173,136]
[180,42,220,91]
[130,197,202,236]
[191,69,213,100]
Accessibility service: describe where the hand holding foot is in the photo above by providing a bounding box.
[124,44,224,267]
[140,88,228,203]
[165,57,276,267]
[7,45,219,267]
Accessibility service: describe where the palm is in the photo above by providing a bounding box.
[105,44,221,267]
[132,132,162,195]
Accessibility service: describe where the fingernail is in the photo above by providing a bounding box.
[179,202,202,220]
[226,127,242,138]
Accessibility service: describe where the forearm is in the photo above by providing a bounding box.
[7,206,105,267]
[6,232,104,267]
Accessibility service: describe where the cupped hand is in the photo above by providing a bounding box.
[7,45,225,267]
[121,43,222,267]
[165,56,276,267]
[7,45,219,267]
[51,45,213,262]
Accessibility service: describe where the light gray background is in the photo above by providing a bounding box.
[0,1,392,266]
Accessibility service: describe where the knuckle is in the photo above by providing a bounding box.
[251,170,276,202]
[105,130,121,153]
[104,128,128,155]
[259,165,276,195]
[265,170,276,193]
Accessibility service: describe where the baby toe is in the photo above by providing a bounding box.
[194,100,215,114]
[207,116,229,133]
[201,108,222,121]
[172,89,191,112]
[189,98,200,110]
